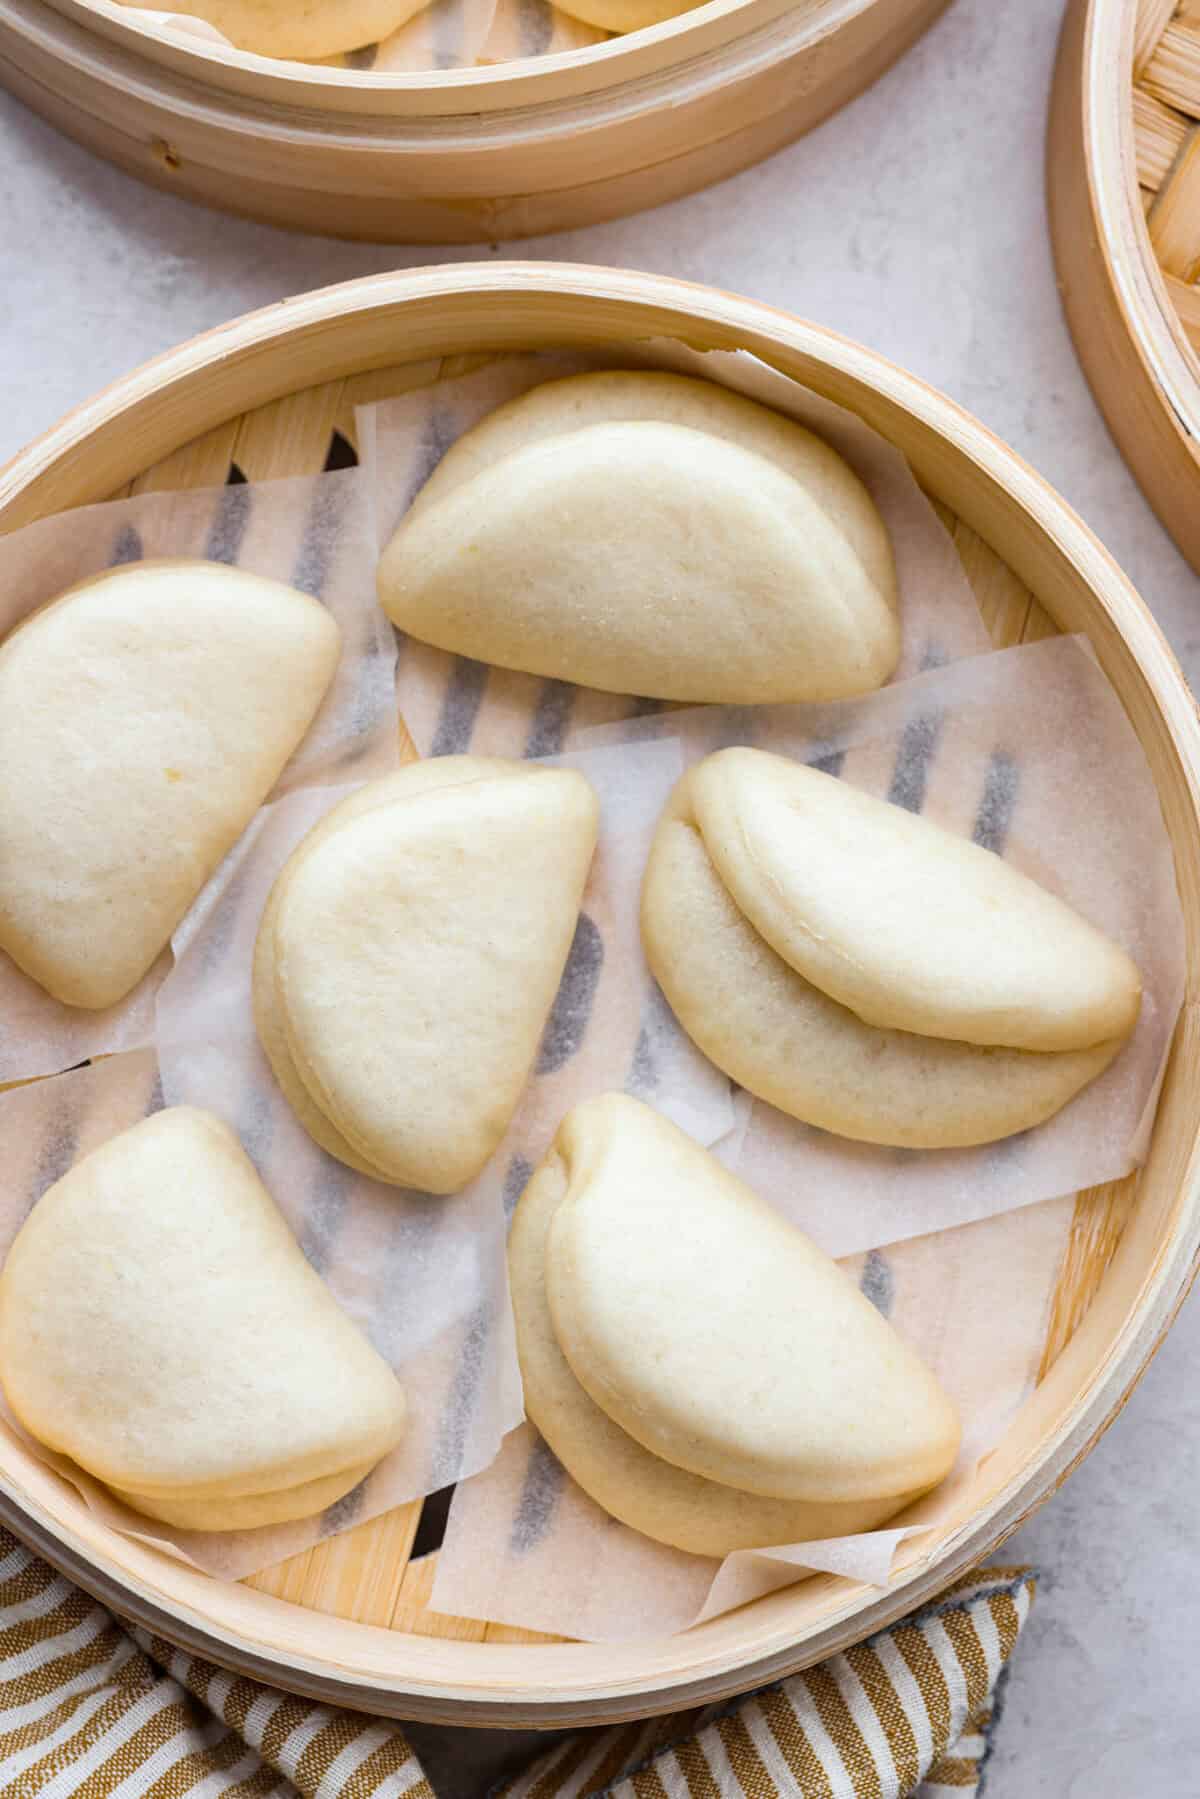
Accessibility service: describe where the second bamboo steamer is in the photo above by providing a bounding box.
[1050,0,1200,574]
[0,0,948,241]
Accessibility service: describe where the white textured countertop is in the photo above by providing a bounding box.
[2,0,1198,1789]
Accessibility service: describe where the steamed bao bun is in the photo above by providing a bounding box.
[255,757,599,1194]
[377,371,900,706]
[115,0,432,60]
[642,748,1143,1149]
[0,1109,407,1532]
[0,559,340,1011]
[509,1095,960,1556]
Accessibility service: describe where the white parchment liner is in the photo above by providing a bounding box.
[479,0,606,63]
[0,470,394,1085]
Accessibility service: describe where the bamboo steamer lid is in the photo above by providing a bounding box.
[0,264,1198,1724]
[0,0,949,241]
[1050,0,1200,574]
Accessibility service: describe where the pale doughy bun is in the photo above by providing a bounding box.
[509,1116,925,1555]
[0,1109,407,1532]
[641,749,1141,1148]
[551,0,704,30]
[254,760,498,1183]
[685,748,1142,1050]
[510,1096,958,1545]
[256,758,599,1193]
[378,371,899,705]
[642,774,1126,1149]
[0,559,340,1011]
[109,1461,384,1533]
[115,0,430,59]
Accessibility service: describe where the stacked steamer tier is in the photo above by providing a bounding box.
[0,0,948,241]
[1050,0,1200,572]
[0,265,1199,1727]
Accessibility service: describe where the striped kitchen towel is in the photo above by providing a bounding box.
[0,1527,1032,1798]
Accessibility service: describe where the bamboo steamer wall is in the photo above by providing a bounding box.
[1050,0,1200,575]
[2,265,1200,1726]
[0,0,948,241]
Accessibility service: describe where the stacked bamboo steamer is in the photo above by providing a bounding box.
[1050,0,1200,574]
[0,0,950,241]
[2,263,1200,1729]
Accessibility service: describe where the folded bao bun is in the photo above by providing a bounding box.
[377,371,900,705]
[0,1109,407,1532]
[0,559,340,1011]
[642,749,1141,1149]
[255,757,599,1193]
[509,1095,959,1554]
[115,0,432,59]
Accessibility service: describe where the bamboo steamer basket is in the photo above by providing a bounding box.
[1050,0,1200,574]
[1,263,1199,1727]
[0,0,949,242]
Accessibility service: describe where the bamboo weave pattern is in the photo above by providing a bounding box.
[1134,0,1200,351]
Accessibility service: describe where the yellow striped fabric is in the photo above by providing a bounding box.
[0,1526,1032,1799]
[495,1570,1035,1799]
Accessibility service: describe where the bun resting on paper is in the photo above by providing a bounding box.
[508,1094,959,1555]
[114,0,432,59]
[550,0,706,31]
[0,559,340,1011]
[0,1109,407,1532]
[641,748,1142,1150]
[377,370,900,705]
[254,757,599,1193]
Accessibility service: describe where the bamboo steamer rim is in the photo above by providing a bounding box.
[0,0,954,239]
[1049,0,1200,571]
[7,0,858,141]
[2,263,1200,1724]
[33,0,868,113]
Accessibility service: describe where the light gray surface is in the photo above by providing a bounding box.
[2,0,1199,1791]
